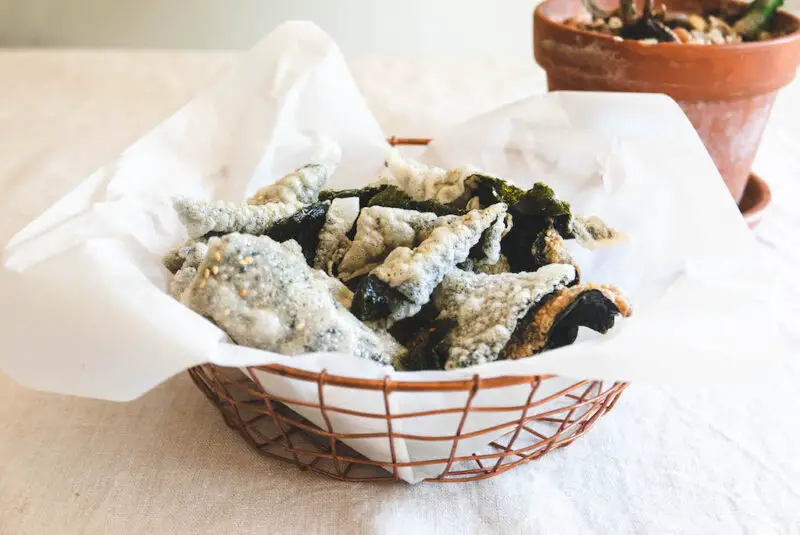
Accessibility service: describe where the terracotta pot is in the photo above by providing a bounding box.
[533,0,800,202]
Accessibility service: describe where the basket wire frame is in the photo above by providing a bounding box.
[189,364,627,483]
[187,136,628,483]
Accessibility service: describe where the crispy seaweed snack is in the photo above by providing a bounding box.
[173,197,301,239]
[248,136,341,205]
[248,163,333,206]
[165,147,632,370]
[352,204,509,325]
[501,283,632,360]
[431,265,578,369]
[182,233,404,365]
[337,206,455,281]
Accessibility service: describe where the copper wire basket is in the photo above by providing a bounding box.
[187,137,629,483]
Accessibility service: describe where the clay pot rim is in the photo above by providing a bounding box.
[533,2,800,53]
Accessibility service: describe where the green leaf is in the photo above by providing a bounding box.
[734,0,784,38]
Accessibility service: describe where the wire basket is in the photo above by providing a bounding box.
[187,137,629,483]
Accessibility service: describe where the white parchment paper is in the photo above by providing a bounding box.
[0,22,790,482]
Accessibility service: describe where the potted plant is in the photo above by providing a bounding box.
[533,0,800,203]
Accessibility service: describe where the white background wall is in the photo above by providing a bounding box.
[0,0,541,57]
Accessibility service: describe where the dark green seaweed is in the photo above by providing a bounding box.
[350,274,411,322]
[388,302,440,346]
[512,183,572,233]
[545,290,621,350]
[502,183,573,272]
[264,201,331,265]
[318,185,390,206]
[343,274,365,294]
[502,222,550,272]
[394,317,457,371]
[468,174,526,207]
[367,186,466,216]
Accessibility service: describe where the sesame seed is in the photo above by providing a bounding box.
[203,268,210,279]
[199,280,206,288]
[211,265,219,275]
[223,308,231,316]
[214,252,222,262]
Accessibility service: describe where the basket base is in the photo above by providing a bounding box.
[188,365,627,483]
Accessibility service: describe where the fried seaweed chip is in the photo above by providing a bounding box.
[336,206,451,282]
[200,201,332,266]
[431,265,577,370]
[173,197,300,239]
[356,204,509,325]
[500,284,632,360]
[182,233,405,365]
[248,163,333,206]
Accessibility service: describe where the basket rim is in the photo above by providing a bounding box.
[387,136,432,146]
[249,363,570,392]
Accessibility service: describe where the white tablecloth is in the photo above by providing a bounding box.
[1,50,799,535]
